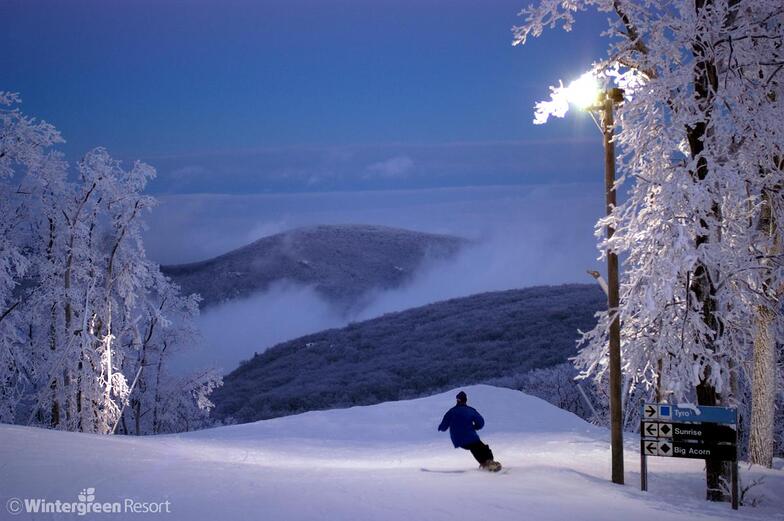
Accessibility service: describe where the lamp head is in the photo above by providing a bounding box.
[564,72,602,110]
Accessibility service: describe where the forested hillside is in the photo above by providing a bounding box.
[213,284,605,422]
[162,225,465,312]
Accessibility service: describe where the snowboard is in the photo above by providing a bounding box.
[420,462,504,474]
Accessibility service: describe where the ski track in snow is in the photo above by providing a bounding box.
[1,385,782,521]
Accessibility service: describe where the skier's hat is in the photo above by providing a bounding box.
[456,391,467,403]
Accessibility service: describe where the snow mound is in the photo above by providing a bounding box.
[191,384,598,444]
[1,385,782,521]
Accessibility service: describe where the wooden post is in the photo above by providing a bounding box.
[732,459,738,510]
[641,451,648,491]
[603,89,624,485]
[732,409,739,510]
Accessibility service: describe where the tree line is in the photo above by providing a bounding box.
[514,0,784,495]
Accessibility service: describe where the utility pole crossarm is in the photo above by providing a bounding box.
[587,270,609,296]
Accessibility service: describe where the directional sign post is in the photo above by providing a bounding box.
[640,403,738,510]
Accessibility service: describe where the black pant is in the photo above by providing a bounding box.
[461,441,494,464]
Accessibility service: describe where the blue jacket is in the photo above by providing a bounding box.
[438,404,484,448]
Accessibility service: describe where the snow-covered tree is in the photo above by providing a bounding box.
[0,93,221,434]
[514,0,784,496]
[115,270,221,435]
[0,92,65,423]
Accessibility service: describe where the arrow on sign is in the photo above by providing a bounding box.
[644,405,657,419]
[644,423,658,436]
[644,442,658,456]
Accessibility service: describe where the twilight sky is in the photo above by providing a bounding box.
[5,0,616,365]
[4,0,610,194]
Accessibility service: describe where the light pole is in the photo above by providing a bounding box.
[561,75,625,485]
[599,87,625,486]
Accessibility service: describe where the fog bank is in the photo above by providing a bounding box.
[161,183,607,373]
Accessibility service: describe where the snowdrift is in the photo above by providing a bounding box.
[1,385,781,520]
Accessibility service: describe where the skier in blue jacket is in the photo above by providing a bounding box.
[438,391,501,471]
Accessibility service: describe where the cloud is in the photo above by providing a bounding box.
[170,165,209,179]
[145,183,605,264]
[169,282,343,374]
[356,225,593,321]
[365,155,414,179]
[245,219,290,243]
[144,139,602,194]
[353,185,604,320]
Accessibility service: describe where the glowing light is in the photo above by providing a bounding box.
[564,72,601,110]
[533,70,604,124]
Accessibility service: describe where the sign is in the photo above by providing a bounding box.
[639,402,738,510]
[642,421,660,437]
[643,404,658,419]
[641,403,736,424]
[641,440,675,457]
[640,440,737,461]
[641,421,736,443]
[670,442,737,461]
[642,440,659,456]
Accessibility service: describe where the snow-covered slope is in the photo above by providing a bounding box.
[2,385,782,520]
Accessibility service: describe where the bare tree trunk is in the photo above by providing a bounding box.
[63,183,96,432]
[686,0,732,501]
[749,188,780,468]
[696,372,732,501]
[133,399,141,435]
[750,304,776,467]
[105,307,112,411]
[152,341,168,434]
[46,218,61,428]
[49,302,59,428]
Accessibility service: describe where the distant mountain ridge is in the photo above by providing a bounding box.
[161,224,465,311]
[212,284,605,423]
